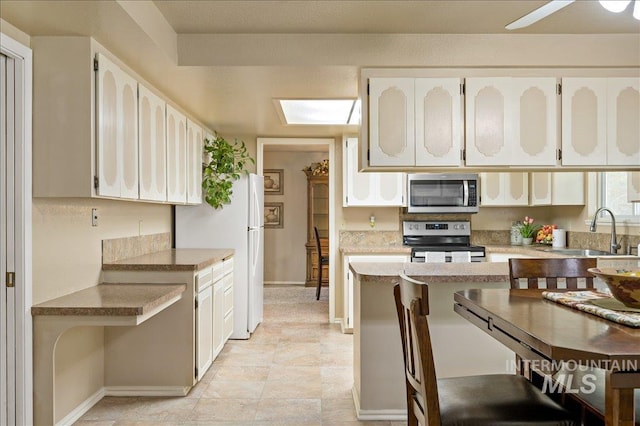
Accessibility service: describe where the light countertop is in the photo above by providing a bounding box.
[31,283,187,316]
[102,248,234,272]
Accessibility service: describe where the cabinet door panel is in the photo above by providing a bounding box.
[96,61,119,197]
[607,78,640,166]
[562,78,607,165]
[415,78,462,166]
[96,53,139,199]
[166,104,187,203]
[465,78,512,165]
[138,85,167,201]
[551,172,584,205]
[479,173,503,206]
[530,172,551,206]
[196,285,213,380]
[628,172,640,202]
[369,78,415,166]
[513,78,557,166]
[505,173,528,206]
[186,120,203,204]
[120,76,139,199]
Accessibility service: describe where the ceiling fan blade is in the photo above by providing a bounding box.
[505,0,576,30]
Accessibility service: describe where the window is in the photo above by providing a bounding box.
[598,172,640,223]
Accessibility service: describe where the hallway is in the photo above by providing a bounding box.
[74,286,404,425]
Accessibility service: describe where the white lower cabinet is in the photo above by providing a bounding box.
[101,255,234,391]
[343,254,409,332]
[196,283,214,381]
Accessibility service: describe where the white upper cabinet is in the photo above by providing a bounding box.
[466,77,557,166]
[369,78,415,166]
[166,104,188,204]
[187,120,203,205]
[343,137,404,206]
[369,77,462,167]
[628,172,640,202]
[138,84,167,201]
[530,172,584,206]
[562,77,639,166]
[480,173,529,206]
[95,53,139,199]
[414,78,463,166]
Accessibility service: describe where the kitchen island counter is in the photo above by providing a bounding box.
[349,260,509,282]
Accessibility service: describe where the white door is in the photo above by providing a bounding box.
[607,77,640,166]
[0,36,31,426]
[186,120,203,204]
[1,51,16,426]
[166,104,187,203]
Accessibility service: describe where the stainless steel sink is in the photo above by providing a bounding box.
[543,248,614,257]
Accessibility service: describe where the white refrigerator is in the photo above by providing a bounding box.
[175,173,264,339]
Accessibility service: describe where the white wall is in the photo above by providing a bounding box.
[263,151,328,284]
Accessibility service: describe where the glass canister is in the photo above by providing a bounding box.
[510,222,523,246]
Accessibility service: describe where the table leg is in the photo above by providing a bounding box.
[605,371,635,426]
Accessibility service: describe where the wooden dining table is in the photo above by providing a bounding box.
[454,288,640,426]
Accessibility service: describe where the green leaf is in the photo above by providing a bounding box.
[201,132,255,209]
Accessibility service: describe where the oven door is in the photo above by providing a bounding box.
[407,174,478,213]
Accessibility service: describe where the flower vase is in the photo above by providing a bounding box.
[522,237,533,245]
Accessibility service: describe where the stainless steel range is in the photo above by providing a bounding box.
[403,220,485,263]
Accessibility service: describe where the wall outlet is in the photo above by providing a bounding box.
[91,208,98,227]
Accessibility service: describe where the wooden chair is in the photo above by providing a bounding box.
[314,226,329,300]
[394,274,578,426]
[508,257,640,425]
[508,257,597,289]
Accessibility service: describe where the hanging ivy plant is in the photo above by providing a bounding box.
[202,133,254,209]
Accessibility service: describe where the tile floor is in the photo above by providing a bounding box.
[74,286,407,425]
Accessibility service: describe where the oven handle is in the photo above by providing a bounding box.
[463,180,469,206]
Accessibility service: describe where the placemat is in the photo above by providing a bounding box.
[542,290,640,328]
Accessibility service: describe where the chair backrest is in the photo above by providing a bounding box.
[313,226,322,256]
[508,257,597,289]
[394,274,440,426]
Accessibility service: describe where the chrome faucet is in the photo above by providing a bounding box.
[589,207,621,254]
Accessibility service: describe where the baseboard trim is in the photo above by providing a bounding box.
[352,384,406,421]
[56,387,105,426]
[104,386,190,397]
[264,281,306,285]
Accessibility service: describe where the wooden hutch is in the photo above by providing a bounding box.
[303,162,329,287]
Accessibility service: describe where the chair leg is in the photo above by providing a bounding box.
[316,261,322,300]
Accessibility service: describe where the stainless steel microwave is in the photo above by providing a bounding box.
[407,173,479,214]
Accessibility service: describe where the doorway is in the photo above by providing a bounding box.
[256,138,336,322]
[1,34,33,426]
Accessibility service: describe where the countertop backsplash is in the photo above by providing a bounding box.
[102,232,172,264]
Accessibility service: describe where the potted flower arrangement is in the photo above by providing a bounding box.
[518,216,540,245]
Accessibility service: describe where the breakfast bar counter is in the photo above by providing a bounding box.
[350,261,514,420]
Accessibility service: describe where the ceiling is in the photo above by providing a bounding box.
[1,0,639,140]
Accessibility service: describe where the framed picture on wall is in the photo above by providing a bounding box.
[263,169,284,195]
[264,202,284,228]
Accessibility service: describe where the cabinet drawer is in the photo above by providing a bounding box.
[224,287,233,315]
[224,311,233,340]
[197,266,213,292]
[211,261,224,283]
[223,257,234,275]
[223,273,233,291]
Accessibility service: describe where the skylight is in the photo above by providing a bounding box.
[277,99,361,125]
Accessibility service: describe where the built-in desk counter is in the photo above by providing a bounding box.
[102,248,234,272]
[32,283,187,426]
